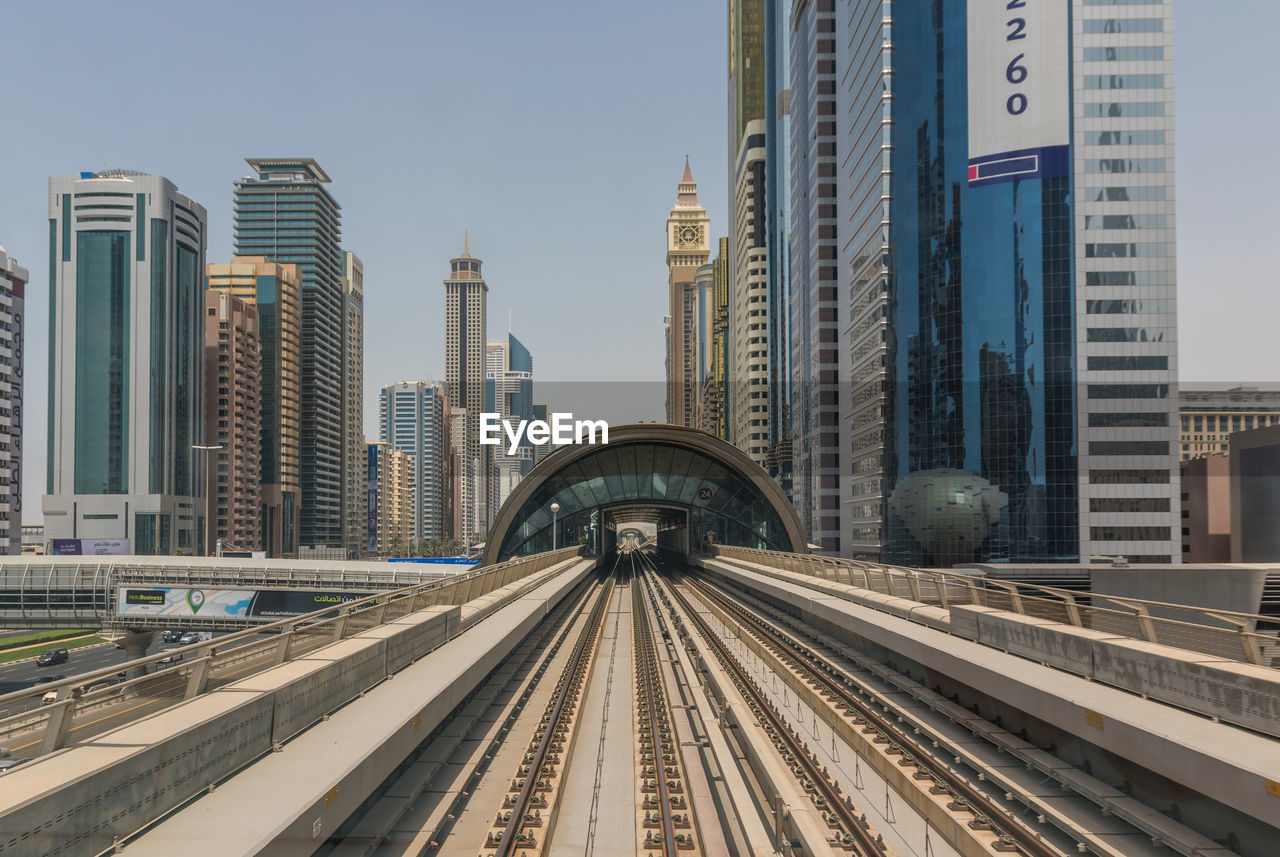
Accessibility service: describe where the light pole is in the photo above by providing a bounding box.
[192,444,223,556]
[550,502,560,550]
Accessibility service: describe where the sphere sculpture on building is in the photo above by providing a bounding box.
[887,469,1008,566]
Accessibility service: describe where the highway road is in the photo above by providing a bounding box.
[0,632,253,719]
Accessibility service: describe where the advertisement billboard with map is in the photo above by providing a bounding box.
[116,587,375,620]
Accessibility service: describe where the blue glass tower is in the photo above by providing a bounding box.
[884,2,1077,565]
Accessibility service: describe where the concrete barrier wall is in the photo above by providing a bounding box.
[272,640,390,745]
[0,589,495,857]
[382,605,458,674]
[698,558,1280,827]
[716,556,1280,740]
[0,694,276,857]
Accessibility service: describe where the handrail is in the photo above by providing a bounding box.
[0,546,583,756]
[708,545,1277,668]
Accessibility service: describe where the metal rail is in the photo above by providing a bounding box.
[653,566,887,856]
[686,575,1059,857]
[492,576,613,856]
[632,558,681,855]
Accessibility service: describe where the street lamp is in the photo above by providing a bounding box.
[550,502,560,550]
[192,444,224,556]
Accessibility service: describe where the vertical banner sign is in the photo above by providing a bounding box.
[968,1,1070,186]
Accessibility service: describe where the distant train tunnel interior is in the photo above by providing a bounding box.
[482,424,807,564]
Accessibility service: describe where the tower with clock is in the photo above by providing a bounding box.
[665,157,711,427]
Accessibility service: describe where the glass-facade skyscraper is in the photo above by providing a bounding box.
[818,1,1179,565]
[884,2,1077,564]
[233,158,345,550]
[44,170,207,554]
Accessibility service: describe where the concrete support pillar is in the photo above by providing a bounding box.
[119,630,155,678]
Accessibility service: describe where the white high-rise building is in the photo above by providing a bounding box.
[1073,2,1180,563]
[380,380,447,546]
[44,171,207,554]
[0,246,26,554]
[731,119,770,465]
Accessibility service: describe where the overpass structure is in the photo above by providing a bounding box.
[0,556,473,631]
[1,426,1276,857]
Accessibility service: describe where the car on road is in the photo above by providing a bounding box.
[161,630,184,643]
[0,757,29,773]
[35,648,68,667]
[157,652,183,664]
[33,675,63,684]
[178,633,200,645]
[40,691,59,705]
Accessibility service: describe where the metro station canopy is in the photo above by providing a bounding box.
[483,424,808,564]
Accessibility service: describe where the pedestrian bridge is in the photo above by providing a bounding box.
[0,556,473,631]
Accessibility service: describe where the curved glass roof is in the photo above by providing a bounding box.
[495,441,795,559]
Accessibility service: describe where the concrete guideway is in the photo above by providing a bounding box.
[0,551,591,857]
[697,557,1280,839]
[3,547,1277,857]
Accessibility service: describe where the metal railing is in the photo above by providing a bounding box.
[708,545,1278,668]
[0,547,582,759]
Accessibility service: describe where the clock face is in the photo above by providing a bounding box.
[674,224,703,248]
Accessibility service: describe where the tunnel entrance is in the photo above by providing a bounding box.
[482,424,808,564]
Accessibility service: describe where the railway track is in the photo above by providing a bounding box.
[486,577,614,856]
[631,558,700,855]
[642,560,890,856]
[681,573,1062,857]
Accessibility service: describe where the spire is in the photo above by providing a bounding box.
[463,229,469,257]
[676,156,700,207]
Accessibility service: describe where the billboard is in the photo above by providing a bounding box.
[117,586,375,620]
[967,2,1070,187]
[52,538,131,556]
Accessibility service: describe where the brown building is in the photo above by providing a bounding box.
[204,290,262,552]
[1230,425,1280,562]
[367,441,413,555]
[665,158,711,427]
[206,256,302,556]
[1180,453,1230,562]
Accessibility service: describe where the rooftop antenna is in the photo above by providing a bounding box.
[508,308,512,334]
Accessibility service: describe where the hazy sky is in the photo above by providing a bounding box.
[1,0,1275,519]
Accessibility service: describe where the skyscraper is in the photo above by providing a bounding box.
[486,332,533,511]
[206,256,302,557]
[665,159,711,427]
[444,236,489,537]
[834,2,892,559]
[233,158,344,550]
[380,380,448,546]
[1072,1,1179,563]
[44,171,207,554]
[707,238,731,440]
[816,2,1181,565]
[341,251,364,557]
[692,262,715,433]
[0,247,26,555]
[731,120,769,464]
[204,290,261,552]
[366,441,412,555]
[790,1,844,553]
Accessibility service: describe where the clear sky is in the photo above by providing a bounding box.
[1,0,1275,521]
